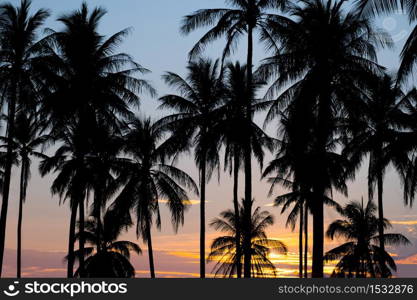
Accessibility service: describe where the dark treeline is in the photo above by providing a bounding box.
[0,0,416,279]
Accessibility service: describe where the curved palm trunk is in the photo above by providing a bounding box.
[67,202,78,278]
[304,202,308,278]
[299,203,304,278]
[243,23,254,279]
[200,157,207,278]
[78,197,85,277]
[17,159,28,278]
[232,154,242,278]
[0,81,17,277]
[146,222,156,278]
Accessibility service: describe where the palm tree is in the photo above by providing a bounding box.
[263,115,344,278]
[39,123,92,278]
[112,117,199,278]
[37,2,154,277]
[257,0,390,277]
[159,58,224,278]
[208,200,287,278]
[343,74,411,276]
[0,112,49,278]
[73,208,141,278]
[324,199,410,278]
[181,0,290,278]
[216,62,275,277]
[0,0,49,276]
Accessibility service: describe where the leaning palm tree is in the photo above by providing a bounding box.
[181,0,291,277]
[159,58,224,278]
[0,0,49,276]
[73,208,141,278]
[324,199,410,278]
[215,62,275,277]
[258,0,390,277]
[343,74,411,276]
[37,2,154,277]
[208,200,287,278]
[0,112,49,278]
[113,117,199,278]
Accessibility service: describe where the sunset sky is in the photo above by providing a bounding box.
[2,0,417,278]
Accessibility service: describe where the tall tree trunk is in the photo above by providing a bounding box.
[17,161,27,278]
[78,196,85,277]
[304,201,308,278]
[312,187,324,277]
[233,153,242,278]
[67,202,78,278]
[0,80,17,277]
[299,202,304,278]
[377,171,387,277]
[146,222,155,278]
[243,23,254,279]
[200,156,207,278]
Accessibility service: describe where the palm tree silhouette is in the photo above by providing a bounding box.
[37,2,154,277]
[264,114,344,278]
[0,112,49,278]
[73,208,141,278]
[258,0,389,277]
[216,61,275,277]
[0,0,49,276]
[324,199,410,278]
[159,58,223,278]
[343,74,411,276]
[208,200,287,278]
[112,117,199,278]
[181,0,290,278]
[39,123,92,278]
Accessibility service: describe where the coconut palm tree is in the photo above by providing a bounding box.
[0,112,49,278]
[208,200,287,278]
[0,0,49,276]
[343,74,412,276]
[324,199,410,278]
[264,114,345,278]
[257,0,390,277]
[216,62,275,277]
[37,2,154,277]
[112,117,199,278]
[73,208,141,278]
[39,122,92,278]
[181,0,291,277]
[158,58,224,278]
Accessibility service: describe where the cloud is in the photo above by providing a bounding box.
[391,220,417,225]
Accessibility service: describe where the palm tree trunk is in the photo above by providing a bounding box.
[78,197,85,277]
[243,23,254,279]
[377,171,387,277]
[17,161,27,278]
[304,201,308,278]
[200,157,207,278]
[0,80,17,277]
[233,153,242,278]
[299,202,304,278]
[312,187,324,278]
[67,202,77,278]
[146,222,156,278]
